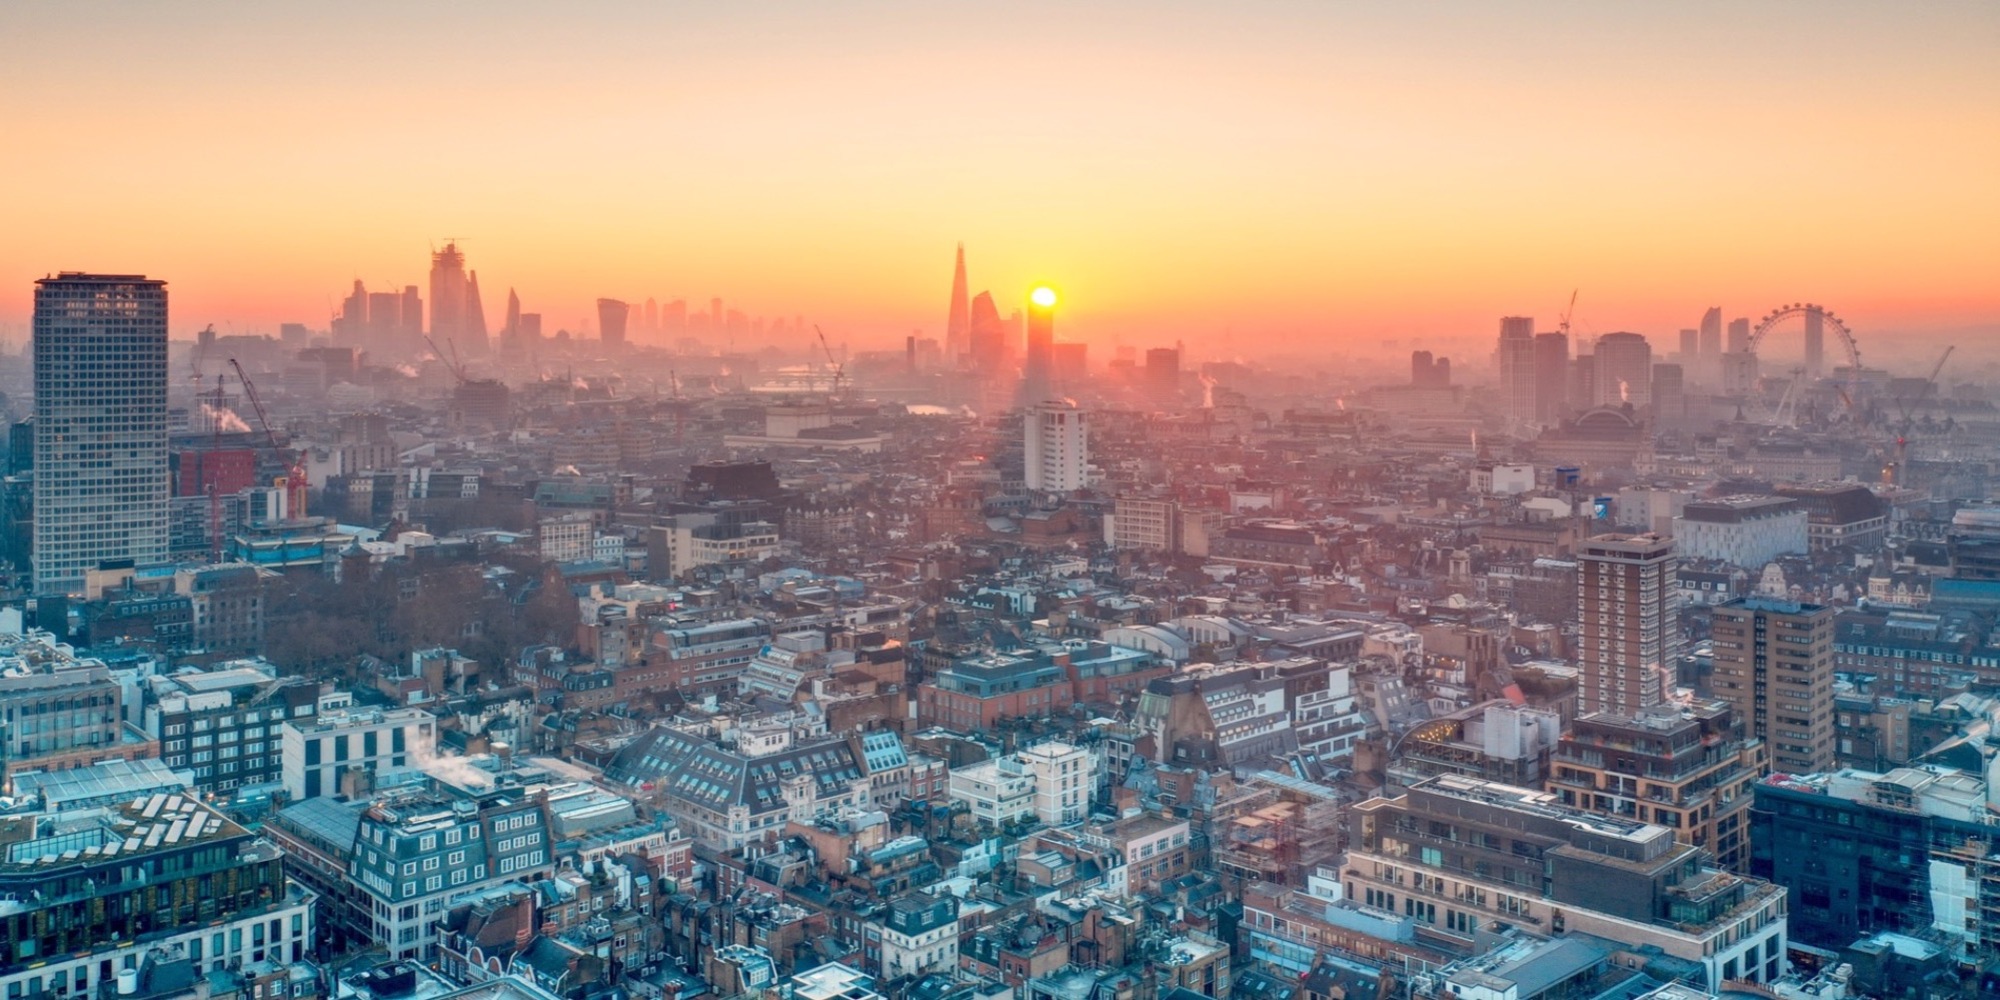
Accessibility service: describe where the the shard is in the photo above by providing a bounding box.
[945,243,970,367]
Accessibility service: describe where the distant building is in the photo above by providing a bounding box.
[1496,317,1537,430]
[1773,482,1889,552]
[1673,496,1807,568]
[596,297,628,349]
[1592,332,1652,407]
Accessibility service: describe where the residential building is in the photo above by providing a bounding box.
[874,893,959,980]
[1577,533,1679,716]
[1547,702,1765,874]
[32,273,171,595]
[949,741,1097,828]
[1024,400,1089,493]
[1345,774,1790,990]
[1711,597,1836,774]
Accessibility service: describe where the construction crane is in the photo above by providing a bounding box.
[1556,289,1579,339]
[1884,346,1955,484]
[204,374,228,562]
[813,325,847,398]
[228,359,308,519]
[424,336,469,385]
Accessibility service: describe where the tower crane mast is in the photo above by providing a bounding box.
[228,359,308,519]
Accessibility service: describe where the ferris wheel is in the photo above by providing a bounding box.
[1744,298,1864,420]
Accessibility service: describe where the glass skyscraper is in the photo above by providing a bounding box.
[32,273,170,595]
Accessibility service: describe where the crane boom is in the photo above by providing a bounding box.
[813,325,846,396]
[227,359,308,520]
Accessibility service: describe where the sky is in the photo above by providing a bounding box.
[2,1,1996,361]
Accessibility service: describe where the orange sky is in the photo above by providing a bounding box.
[2,2,1995,360]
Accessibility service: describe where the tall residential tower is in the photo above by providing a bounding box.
[1577,532,1679,715]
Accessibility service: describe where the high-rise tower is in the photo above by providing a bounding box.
[1021,287,1057,405]
[1698,307,1722,382]
[1533,332,1569,425]
[1578,533,1679,716]
[428,243,466,339]
[946,244,970,367]
[32,273,171,595]
[1593,332,1653,407]
[1711,596,1834,773]
[1497,316,1537,429]
[502,287,522,353]
[1024,399,1089,492]
[597,298,629,349]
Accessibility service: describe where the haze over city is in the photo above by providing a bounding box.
[3,2,1997,360]
[12,6,2000,1000]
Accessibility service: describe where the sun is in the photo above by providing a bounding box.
[1030,286,1057,308]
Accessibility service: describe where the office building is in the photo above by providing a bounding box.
[0,628,153,785]
[1592,332,1652,407]
[1345,774,1789,990]
[148,660,327,795]
[1772,482,1889,553]
[1710,597,1835,774]
[429,242,487,354]
[1726,317,1750,354]
[1698,307,1722,380]
[1548,702,1764,874]
[1672,496,1807,569]
[1677,328,1697,362]
[1578,533,1678,716]
[1024,399,1089,492]
[1532,331,1569,425]
[32,273,171,595]
[281,705,438,800]
[1650,362,1684,432]
[1753,766,2000,963]
[0,792,317,995]
[948,740,1097,827]
[1496,317,1537,430]
[597,297,628,349]
[1802,306,1825,377]
[1144,347,1181,410]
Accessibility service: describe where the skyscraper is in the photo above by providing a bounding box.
[462,270,488,354]
[1593,332,1653,407]
[945,243,970,367]
[1532,332,1569,425]
[502,287,522,352]
[32,273,171,595]
[1678,328,1698,361]
[428,242,469,347]
[644,297,658,334]
[1577,533,1679,716]
[1726,317,1751,354]
[1711,596,1835,773]
[1699,307,1722,382]
[597,298,629,349]
[1144,347,1181,410]
[1802,306,1825,377]
[1497,316,1537,429]
[1651,362,1685,432]
[1024,399,1088,492]
[1021,288,1056,404]
[968,292,1008,373]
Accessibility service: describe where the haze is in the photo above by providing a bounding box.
[2,1,1996,354]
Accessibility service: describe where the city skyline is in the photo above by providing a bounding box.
[2,3,1996,352]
